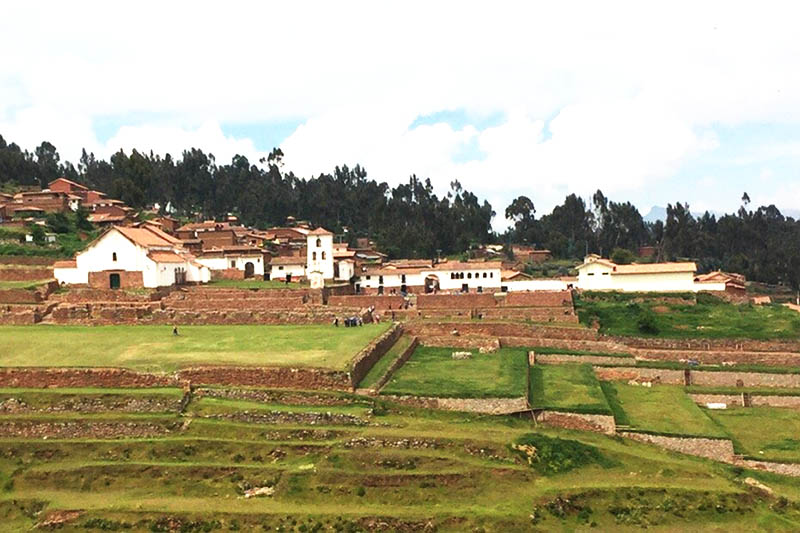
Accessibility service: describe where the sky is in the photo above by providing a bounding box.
[2,1,800,229]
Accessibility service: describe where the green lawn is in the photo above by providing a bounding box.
[357,335,414,389]
[381,346,528,398]
[606,383,727,437]
[208,279,310,289]
[576,292,800,339]
[706,407,800,462]
[530,364,612,414]
[0,324,390,372]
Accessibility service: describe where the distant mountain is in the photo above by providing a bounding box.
[642,206,668,223]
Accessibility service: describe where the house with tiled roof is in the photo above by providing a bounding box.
[356,259,503,294]
[53,225,210,289]
[576,254,699,292]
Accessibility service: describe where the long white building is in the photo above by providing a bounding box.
[576,254,698,292]
[356,260,503,294]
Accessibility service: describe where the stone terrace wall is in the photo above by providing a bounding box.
[349,323,403,388]
[534,353,633,366]
[593,366,686,385]
[632,348,800,367]
[406,321,599,340]
[501,337,630,353]
[51,288,168,303]
[382,395,528,414]
[0,288,43,304]
[691,370,800,388]
[211,268,245,280]
[619,432,735,461]
[479,307,579,323]
[0,368,178,388]
[416,293,497,309]
[0,267,53,281]
[420,335,501,351]
[502,290,572,307]
[165,297,307,310]
[0,256,55,266]
[178,366,351,390]
[687,393,800,409]
[0,305,40,324]
[328,295,406,311]
[371,336,419,391]
[534,410,616,434]
[617,336,800,354]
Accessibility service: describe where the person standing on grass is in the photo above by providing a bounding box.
[173,326,179,336]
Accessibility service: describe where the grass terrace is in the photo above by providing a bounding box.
[603,383,727,438]
[530,363,612,415]
[357,335,415,389]
[381,346,528,398]
[0,279,51,289]
[706,407,800,462]
[576,291,800,339]
[0,324,391,372]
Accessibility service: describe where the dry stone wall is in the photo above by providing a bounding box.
[177,366,351,390]
[0,368,178,388]
[416,293,498,309]
[534,410,616,434]
[502,290,572,307]
[328,295,406,310]
[0,267,53,281]
[593,366,686,385]
[371,337,419,391]
[382,395,528,414]
[534,353,633,366]
[619,432,735,461]
[349,323,403,388]
[689,394,800,408]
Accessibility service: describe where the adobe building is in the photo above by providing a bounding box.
[356,260,503,294]
[53,225,210,289]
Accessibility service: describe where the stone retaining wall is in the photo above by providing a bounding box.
[165,297,307,310]
[735,459,800,477]
[631,348,800,367]
[177,366,351,390]
[420,335,501,351]
[416,293,498,309]
[372,336,419,391]
[0,268,53,281]
[477,307,579,323]
[619,432,735,461]
[0,306,39,324]
[0,368,178,388]
[52,287,167,303]
[502,291,572,307]
[534,410,616,434]
[500,337,629,353]
[0,256,54,265]
[593,366,687,385]
[616,336,800,354]
[534,353,633,366]
[689,393,800,408]
[691,370,800,388]
[350,323,403,388]
[406,321,599,340]
[328,295,406,310]
[211,268,245,280]
[382,395,528,414]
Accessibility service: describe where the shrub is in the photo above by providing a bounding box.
[637,310,659,335]
[510,433,611,474]
[610,247,636,265]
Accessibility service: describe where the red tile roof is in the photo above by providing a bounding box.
[53,260,77,268]
[116,225,180,247]
[308,227,333,236]
[148,251,188,263]
[270,256,306,265]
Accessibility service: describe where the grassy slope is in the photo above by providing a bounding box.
[0,279,51,289]
[707,407,800,462]
[1,389,800,530]
[381,347,528,398]
[530,364,612,414]
[576,292,800,339]
[358,335,414,389]
[0,324,390,372]
[608,383,727,437]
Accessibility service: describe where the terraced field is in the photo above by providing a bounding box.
[2,387,800,531]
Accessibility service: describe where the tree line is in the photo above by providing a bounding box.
[1,135,799,288]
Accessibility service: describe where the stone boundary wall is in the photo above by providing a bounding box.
[51,288,167,303]
[0,268,53,281]
[534,353,633,366]
[534,410,616,434]
[177,287,316,300]
[0,288,43,304]
[0,368,178,388]
[691,370,800,388]
[349,323,403,388]
[502,290,572,307]
[420,335,501,351]
[416,293,498,309]
[165,297,307,310]
[619,431,735,461]
[477,307,579,323]
[735,459,800,477]
[0,306,39,324]
[500,337,629,353]
[371,336,420,391]
[689,393,800,408]
[406,321,599,340]
[0,256,55,266]
[632,348,800,367]
[177,366,351,390]
[328,295,406,310]
[593,366,686,385]
[616,335,800,354]
[382,394,528,414]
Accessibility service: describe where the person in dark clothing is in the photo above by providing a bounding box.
[173,326,179,336]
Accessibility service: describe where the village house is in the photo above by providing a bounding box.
[53,225,210,289]
[510,245,552,263]
[196,245,266,279]
[576,254,698,292]
[356,260,503,294]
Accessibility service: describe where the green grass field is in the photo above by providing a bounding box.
[381,346,528,398]
[576,292,800,339]
[357,335,414,389]
[530,364,612,414]
[707,407,800,462]
[1,388,800,530]
[606,383,727,437]
[0,324,390,372]
[0,279,51,289]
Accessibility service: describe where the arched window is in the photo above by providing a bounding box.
[112,252,117,262]
[321,251,326,260]
[312,251,317,260]
[316,238,321,247]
